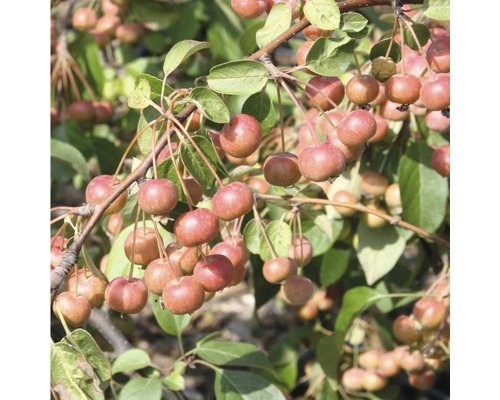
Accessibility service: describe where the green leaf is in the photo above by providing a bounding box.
[320,245,351,287]
[105,221,175,281]
[163,362,187,391]
[51,139,90,180]
[303,0,341,30]
[340,12,368,33]
[302,213,342,257]
[207,60,269,96]
[188,87,230,124]
[316,332,344,387]
[214,370,286,400]
[180,135,220,189]
[163,40,212,77]
[398,140,448,233]
[305,37,356,76]
[197,340,275,371]
[242,92,276,136]
[134,73,174,97]
[137,107,161,155]
[240,19,265,54]
[150,293,191,336]
[119,377,162,400]
[403,23,430,52]
[356,222,407,285]
[256,3,291,49]
[243,219,262,255]
[259,219,292,261]
[51,329,111,400]
[112,349,152,374]
[335,286,381,332]
[369,39,402,63]
[423,0,450,21]
[127,78,151,109]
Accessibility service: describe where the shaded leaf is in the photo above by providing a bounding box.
[180,135,220,189]
[316,332,344,388]
[163,40,212,77]
[188,87,230,123]
[112,349,152,374]
[403,23,430,51]
[335,287,381,332]
[119,377,162,400]
[320,245,351,287]
[51,139,90,180]
[306,37,356,76]
[259,220,292,261]
[242,91,276,136]
[369,39,402,63]
[214,369,286,400]
[243,219,263,255]
[137,107,161,155]
[398,140,448,233]
[207,60,269,96]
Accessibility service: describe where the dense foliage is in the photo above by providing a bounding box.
[50,0,450,399]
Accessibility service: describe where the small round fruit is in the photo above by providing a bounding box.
[426,35,450,73]
[211,182,254,221]
[95,15,121,36]
[193,254,234,292]
[303,24,332,40]
[420,73,450,111]
[174,208,220,247]
[220,114,263,158]
[115,22,145,44]
[296,301,319,321]
[267,0,303,19]
[360,171,389,197]
[361,370,388,392]
[337,109,377,148]
[183,176,204,205]
[144,258,181,295]
[327,133,366,163]
[138,178,179,215]
[162,276,206,314]
[332,190,358,217]
[346,75,380,105]
[368,113,389,143]
[280,275,315,306]
[400,349,425,373]
[93,100,114,123]
[385,73,422,105]
[263,257,298,284]
[380,99,410,121]
[105,276,148,314]
[363,205,388,229]
[359,349,383,370]
[169,245,200,275]
[210,241,249,285]
[72,7,98,31]
[263,152,302,187]
[51,236,69,268]
[341,367,365,391]
[377,351,402,378]
[124,227,161,266]
[101,0,122,15]
[53,291,92,327]
[66,269,107,308]
[157,141,178,164]
[425,110,450,133]
[231,0,267,19]
[304,76,345,111]
[289,235,313,267]
[408,369,437,390]
[412,297,447,329]
[298,143,346,182]
[68,100,95,122]
[393,314,422,344]
[85,175,128,215]
[107,212,124,235]
[295,40,315,74]
[384,183,402,215]
[432,144,450,177]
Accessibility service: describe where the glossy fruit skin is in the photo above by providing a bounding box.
[305,76,345,111]
[341,368,365,391]
[174,208,220,247]
[72,7,98,31]
[53,291,92,327]
[138,178,179,215]
[157,141,178,164]
[115,22,144,44]
[95,15,121,36]
[85,175,128,215]
[183,176,204,205]
[400,350,425,373]
[336,109,377,147]
[303,24,332,40]
[432,144,450,177]
[393,314,422,344]
[193,254,234,292]
[93,100,114,123]
[105,276,149,314]
[280,275,315,306]
[327,133,365,163]
[51,236,69,268]
[263,257,298,284]
[107,212,124,235]
[144,258,181,295]
[412,297,447,329]
[420,73,450,111]
[210,241,249,285]
[384,183,402,214]
[425,110,450,133]
[361,370,388,392]
[211,182,254,221]
[426,35,450,73]
[408,369,437,390]
[377,351,402,378]
[66,269,107,308]
[298,143,346,182]
[68,100,95,122]
[231,0,267,19]
[363,205,388,229]
[369,113,389,143]
[162,275,206,315]
[380,99,410,121]
[295,40,315,74]
[124,227,161,266]
[263,152,302,187]
[332,190,358,217]
[360,171,389,197]
[346,75,380,105]
[168,245,200,275]
[220,114,263,158]
[289,235,313,267]
[384,73,422,105]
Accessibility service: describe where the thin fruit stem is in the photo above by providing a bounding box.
[385,19,399,59]
[252,204,277,259]
[398,18,406,75]
[67,55,98,102]
[168,126,194,211]
[128,205,142,281]
[402,18,436,77]
[276,83,287,156]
